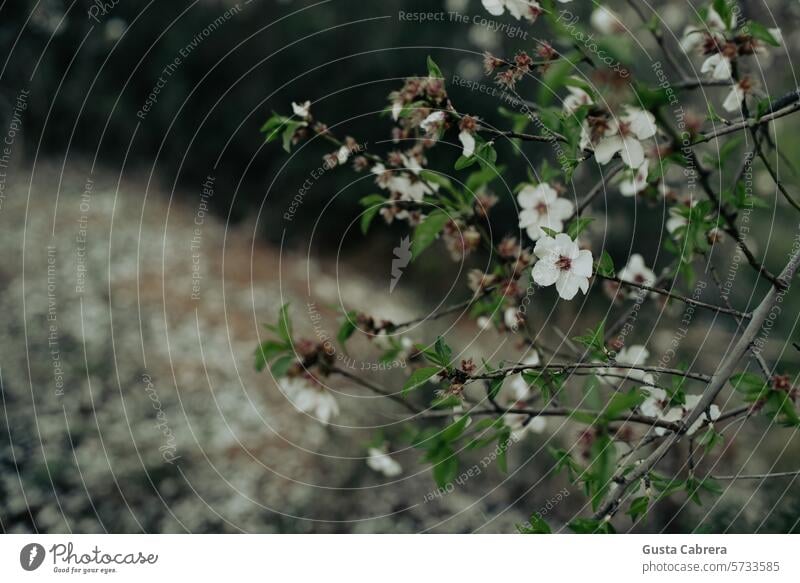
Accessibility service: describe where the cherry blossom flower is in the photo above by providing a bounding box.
[722,77,754,112]
[371,161,439,203]
[518,183,575,241]
[420,110,446,133]
[459,130,476,158]
[291,100,311,119]
[602,345,654,385]
[562,82,594,113]
[680,5,733,52]
[618,254,656,298]
[619,160,650,197]
[279,376,339,425]
[532,233,593,300]
[336,145,350,165]
[587,107,657,168]
[482,0,543,22]
[506,412,547,440]
[366,446,403,477]
[701,52,732,81]
[641,389,720,436]
[502,352,541,406]
[666,200,701,234]
[591,6,625,35]
[391,100,403,121]
[504,306,522,331]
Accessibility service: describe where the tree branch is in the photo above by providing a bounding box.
[594,242,800,519]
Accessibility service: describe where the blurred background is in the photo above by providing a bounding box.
[0,0,799,533]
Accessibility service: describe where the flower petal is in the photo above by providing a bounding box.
[594,135,623,164]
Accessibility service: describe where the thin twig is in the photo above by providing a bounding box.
[597,273,751,319]
[712,469,800,480]
[331,366,420,414]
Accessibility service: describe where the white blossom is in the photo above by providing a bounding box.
[619,160,650,197]
[563,83,594,113]
[641,389,720,436]
[279,377,339,425]
[502,352,541,406]
[481,0,540,20]
[420,110,445,132]
[590,107,657,168]
[291,100,311,120]
[518,183,574,240]
[459,130,476,158]
[366,446,403,477]
[506,413,547,440]
[504,306,521,330]
[618,254,656,298]
[391,101,403,121]
[701,53,732,81]
[591,6,624,35]
[336,145,350,165]
[532,233,593,300]
[602,345,654,385]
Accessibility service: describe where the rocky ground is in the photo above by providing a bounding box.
[0,160,545,533]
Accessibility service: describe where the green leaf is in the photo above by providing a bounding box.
[359,194,385,234]
[496,427,511,473]
[402,366,440,396]
[337,312,357,346]
[432,454,458,488]
[604,389,646,420]
[254,340,288,372]
[411,211,450,260]
[627,496,649,522]
[573,319,607,358]
[441,415,471,442]
[277,304,293,344]
[517,513,552,534]
[434,336,453,369]
[595,250,616,277]
[454,154,477,171]
[427,55,444,79]
[712,0,733,29]
[488,376,505,400]
[698,426,724,452]
[539,226,558,238]
[567,217,594,239]
[746,20,779,46]
[270,354,295,378]
[419,170,456,195]
[730,372,769,401]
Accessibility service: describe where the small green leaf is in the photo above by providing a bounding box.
[746,20,779,46]
[278,304,293,344]
[595,250,616,277]
[402,366,440,396]
[441,415,470,442]
[517,513,552,534]
[270,354,295,378]
[567,217,594,239]
[627,496,649,522]
[254,340,288,372]
[427,55,444,79]
[337,312,357,346]
[434,336,453,369]
[432,454,458,488]
[411,211,450,260]
[359,194,385,234]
